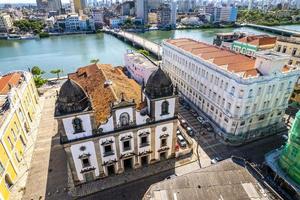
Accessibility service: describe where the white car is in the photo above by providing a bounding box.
[177,134,187,148]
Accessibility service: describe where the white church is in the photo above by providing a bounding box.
[54,63,178,184]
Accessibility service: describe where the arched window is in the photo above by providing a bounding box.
[161,101,169,115]
[73,117,83,133]
[5,174,13,189]
[120,112,130,126]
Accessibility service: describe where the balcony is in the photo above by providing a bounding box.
[115,121,135,130]
[140,142,150,148]
[103,151,114,157]
[123,146,131,151]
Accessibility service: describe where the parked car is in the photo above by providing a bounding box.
[165,174,177,180]
[211,156,223,164]
[191,110,198,117]
[176,128,182,135]
[197,116,204,124]
[180,119,188,128]
[184,104,190,110]
[177,134,187,148]
[186,127,195,137]
[203,121,213,132]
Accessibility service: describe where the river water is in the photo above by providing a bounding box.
[0,25,299,77]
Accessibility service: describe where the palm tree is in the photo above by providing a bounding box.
[90,58,100,64]
[50,69,63,80]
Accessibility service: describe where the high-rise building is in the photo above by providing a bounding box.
[248,0,253,10]
[162,38,300,144]
[48,0,62,12]
[73,0,87,14]
[0,13,13,33]
[136,0,148,24]
[36,0,48,11]
[157,3,176,29]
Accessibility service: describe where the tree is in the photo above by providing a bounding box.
[90,59,100,64]
[30,66,47,88]
[137,49,150,57]
[50,69,63,80]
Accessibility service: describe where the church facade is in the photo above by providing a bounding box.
[55,63,178,184]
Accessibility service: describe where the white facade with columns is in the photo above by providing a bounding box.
[162,39,300,143]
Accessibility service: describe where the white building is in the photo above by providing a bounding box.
[55,63,178,184]
[162,38,300,144]
[65,13,95,31]
[0,13,13,33]
[124,50,158,84]
[91,9,104,28]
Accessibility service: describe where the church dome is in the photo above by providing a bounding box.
[55,79,91,116]
[145,67,174,99]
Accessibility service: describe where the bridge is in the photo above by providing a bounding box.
[105,29,162,59]
[244,23,300,37]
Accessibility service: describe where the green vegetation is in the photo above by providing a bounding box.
[39,32,49,38]
[237,9,300,26]
[50,69,63,80]
[31,66,47,88]
[90,58,100,64]
[14,19,45,34]
[137,49,150,57]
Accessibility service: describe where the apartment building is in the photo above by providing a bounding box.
[0,71,39,200]
[0,13,13,33]
[56,64,178,185]
[162,38,300,144]
[275,35,300,103]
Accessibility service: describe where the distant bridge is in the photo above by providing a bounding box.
[244,23,300,37]
[105,29,162,59]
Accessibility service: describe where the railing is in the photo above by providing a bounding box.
[139,142,150,148]
[103,151,114,157]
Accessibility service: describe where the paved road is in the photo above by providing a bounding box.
[80,170,174,200]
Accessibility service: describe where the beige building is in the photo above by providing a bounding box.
[275,36,300,103]
[0,13,13,33]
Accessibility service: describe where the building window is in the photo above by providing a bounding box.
[282,46,287,53]
[120,112,130,126]
[240,121,245,126]
[292,48,297,56]
[288,60,293,65]
[72,118,84,133]
[248,89,253,98]
[11,129,17,141]
[0,161,4,176]
[81,157,91,168]
[140,136,149,147]
[161,138,167,147]
[258,114,265,121]
[276,45,281,52]
[257,87,262,96]
[5,174,13,189]
[230,86,235,95]
[123,140,131,151]
[7,136,13,149]
[104,145,113,156]
[161,101,169,115]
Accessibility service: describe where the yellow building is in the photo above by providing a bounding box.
[0,71,39,200]
[73,0,87,14]
[275,36,300,103]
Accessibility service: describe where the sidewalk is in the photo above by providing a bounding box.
[22,89,68,200]
[70,155,196,198]
[9,93,45,200]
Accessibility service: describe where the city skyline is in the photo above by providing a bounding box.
[0,0,69,4]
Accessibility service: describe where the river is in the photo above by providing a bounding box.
[0,25,299,77]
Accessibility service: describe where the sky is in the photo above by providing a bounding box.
[0,0,70,3]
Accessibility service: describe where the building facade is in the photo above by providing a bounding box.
[56,64,178,185]
[205,5,238,23]
[157,3,176,29]
[124,50,158,84]
[162,38,300,144]
[0,71,39,200]
[274,35,300,103]
[0,13,13,33]
[232,35,277,57]
[136,0,148,24]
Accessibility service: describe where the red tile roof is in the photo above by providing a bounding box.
[0,73,22,95]
[167,38,258,78]
[237,35,277,46]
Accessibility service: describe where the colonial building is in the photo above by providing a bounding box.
[231,35,277,57]
[124,50,158,85]
[0,71,40,200]
[55,64,178,184]
[162,38,300,144]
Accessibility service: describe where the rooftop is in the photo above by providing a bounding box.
[69,64,142,125]
[143,158,274,200]
[0,72,22,95]
[126,52,158,70]
[166,38,292,78]
[237,35,277,46]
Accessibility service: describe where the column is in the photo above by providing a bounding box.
[93,139,105,178]
[150,126,156,163]
[114,135,123,173]
[133,130,139,168]
[171,120,177,157]
[64,145,80,183]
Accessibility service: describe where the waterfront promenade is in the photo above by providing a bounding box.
[105,29,162,58]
